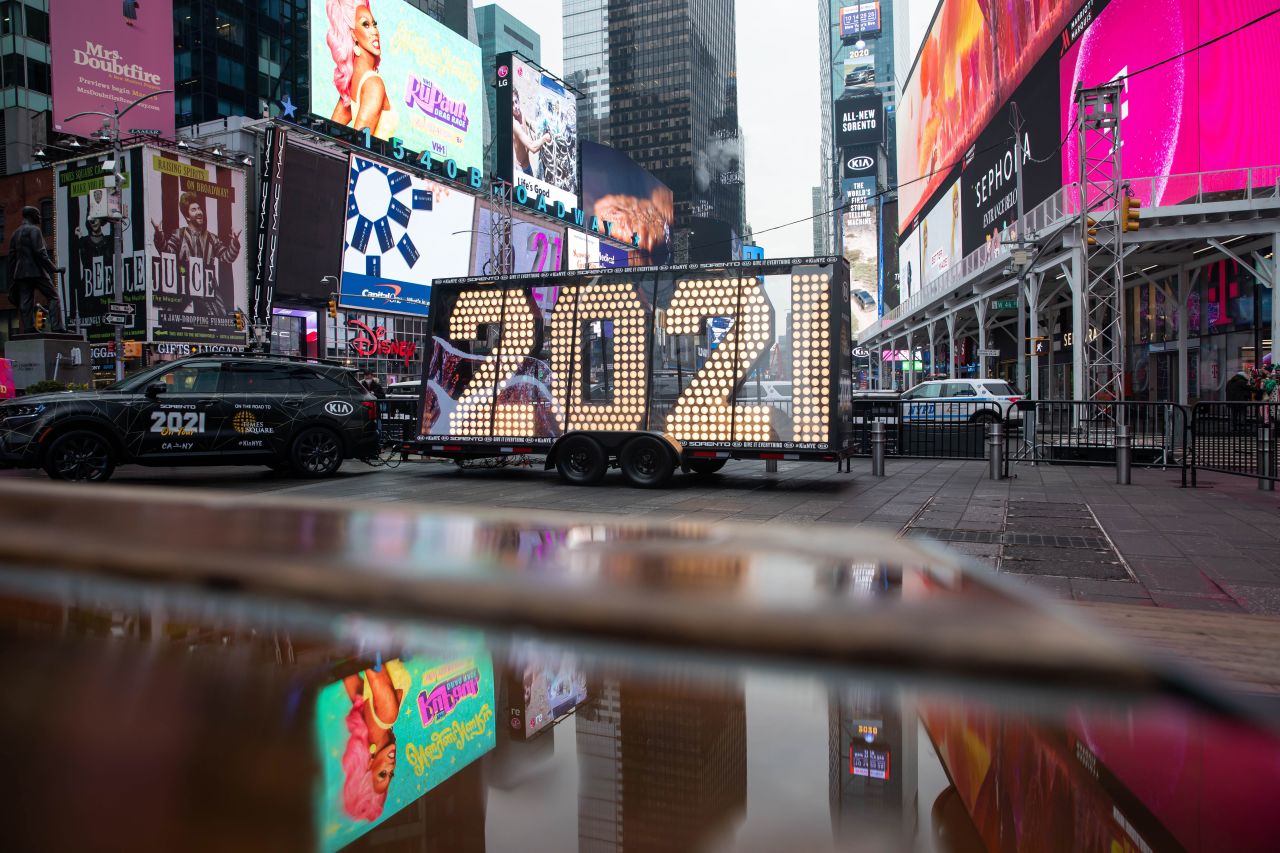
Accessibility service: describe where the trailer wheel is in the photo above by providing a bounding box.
[620,435,675,488]
[687,458,727,476]
[556,434,607,485]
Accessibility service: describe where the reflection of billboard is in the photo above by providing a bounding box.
[919,180,963,290]
[580,141,674,265]
[51,0,174,139]
[309,0,483,168]
[850,745,891,779]
[506,646,588,741]
[55,148,147,343]
[314,654,496,853]
[842,177,879,335]
[469,206,565,276]
[145,151,249,345]
[840,3,882,38]
[1060,0,1280,205]
[496,53,579,209]
[835,94,885,148]
[340,155,476,317]
[897,0,1083,231]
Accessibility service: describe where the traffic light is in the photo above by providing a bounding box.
[233,309,246,331]
[327,297,338,319]
[1121,195,1142,232]
[34,307,45,332]
[1085,216,1099,246]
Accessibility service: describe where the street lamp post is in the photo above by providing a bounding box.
[64,90,173,382]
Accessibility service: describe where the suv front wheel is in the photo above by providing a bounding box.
[289,427,343,478]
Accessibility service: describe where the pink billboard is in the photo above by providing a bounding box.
[1061,0,1280,205]
[51,0,175,139]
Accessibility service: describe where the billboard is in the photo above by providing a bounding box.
[919,179,964,290]
[840,2,882,38]
[897,0,1085,231]
[1060,0,1280,205]
[310,0,484,168]
[566,230,601,270]
[314,653,495,853]
[842,177,879,335]
[898,226,921,303]
[274,143,350,301]
[496,53,580,209]
[580,141,674,265]
[835,94,884,148]
[469,205,565,275]
[145,151,249,345]
[51,0,174,139]
[340,154,476,317]
[599,243,629,268]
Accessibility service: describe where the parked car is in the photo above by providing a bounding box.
[0,354,379,481]
[853,289,876,310]
[898,379,1023,424]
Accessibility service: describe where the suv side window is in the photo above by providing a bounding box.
[160,363,222,394]
[221,364,296,395]
[943,383,977,397]
[294,369,349,393]
[907,384,942,400]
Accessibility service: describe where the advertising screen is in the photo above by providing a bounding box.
[274,142,350,300]
[469,205,565,276]
[898,226,921,303]
[567,230,601,270]
[505,645,588,741]
[496,53,580,209]
[145,150,249,346]
[842,177,879,335]
[960,49,1061,256]
[835,93,885,148]
[599,243,630,268]
[51,0,174,139]
[1060,0,1280,205]
[919,179,964,291]
[580,141,674,265]
[897,0,1085,232]
[840,2,882,38]
[310,0,484,169]
[314,653,495,853]
[340,154,476,317]
[55,147,148,343]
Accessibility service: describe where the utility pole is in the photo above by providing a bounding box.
[65,89,173,381]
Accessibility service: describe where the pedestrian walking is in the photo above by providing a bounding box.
[360,371,386,399]
[1226,369,1253,432]
[6,206,66,333]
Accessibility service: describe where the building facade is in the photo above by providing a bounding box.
[476,3,541,176]
[0,0,52,177]
[563,0,746,248]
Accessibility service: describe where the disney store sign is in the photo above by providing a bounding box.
[347,318,418,369]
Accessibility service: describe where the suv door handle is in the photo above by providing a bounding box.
[197,399,218,406]
[282,400,303,409]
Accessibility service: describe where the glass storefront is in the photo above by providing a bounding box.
[324,310,429,386]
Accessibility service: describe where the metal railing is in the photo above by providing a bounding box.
[1187,402,1280,488]
[848,399,1015,468]
[1010,400,1187,470]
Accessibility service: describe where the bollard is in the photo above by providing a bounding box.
[765,459,778,474]
[987,421,1004,480]
[1115,424,1131,485]
[1258,425,1275,491]
[870,421,886,477]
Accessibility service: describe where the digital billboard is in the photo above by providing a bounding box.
[898,226,921,303]
[145,150,249,346]
[919,179,964,291]
[496,53,580,209]
[340,154,476,317]
[310,0,484,169]
[842,177,879,335]
[469,205,565,276]
[1060,0,1280,206]
[273,142,350,301]
[835,93,884,148]
[314,653,495,853]
[580,141,674,265]
[599,243,630,268]
[51,0,174,139]
[840,2,882,38]
[897,0,1085,231]
[567,230,601,270]
[54,147,148,343]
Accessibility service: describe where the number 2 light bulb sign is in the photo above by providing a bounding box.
[339,155,476,317]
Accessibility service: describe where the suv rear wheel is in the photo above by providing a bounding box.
[969,410,999,426]
[289,427,343,478]
[44,430,115,482]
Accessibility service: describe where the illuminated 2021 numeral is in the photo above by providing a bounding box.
[790,272,832,443]
[447,289,537,436]
[662,277,775,443]
[551,282,648,431]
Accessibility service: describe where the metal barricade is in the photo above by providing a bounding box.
[849,399,1014,462]
[1014,400,1187,470]
[1187,402,1280,487]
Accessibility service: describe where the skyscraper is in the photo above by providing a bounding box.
[476,4,542,176]
[563,0,746,247]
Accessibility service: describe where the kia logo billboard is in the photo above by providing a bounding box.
[847,156,874,171]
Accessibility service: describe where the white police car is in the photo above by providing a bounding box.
[898,379,1023,424]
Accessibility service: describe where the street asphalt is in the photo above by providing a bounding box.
[5,455,1279,615]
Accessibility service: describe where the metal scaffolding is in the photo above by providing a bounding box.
[1076,83,1127,404]
[486,178,516,276]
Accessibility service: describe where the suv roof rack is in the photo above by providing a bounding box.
[176,351,346,367]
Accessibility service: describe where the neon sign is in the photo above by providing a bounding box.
[347,318,419,368]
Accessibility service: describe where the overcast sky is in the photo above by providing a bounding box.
[480,0,820,257]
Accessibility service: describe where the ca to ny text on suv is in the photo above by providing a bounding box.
[0,355,380,481]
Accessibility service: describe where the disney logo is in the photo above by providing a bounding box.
[347,318,418,369]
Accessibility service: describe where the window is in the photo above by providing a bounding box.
[161,363,222,394]
[26,58,50,95]
[942,383,976,398]
[905,383,941,400]
[221,364,296,394]
[39,199,52,239]
[982,382,1018,397]
[294,369,351,393]
[25,7,48,42]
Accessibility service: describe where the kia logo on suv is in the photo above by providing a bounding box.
[325,401,355,416]
[848,156,874,171]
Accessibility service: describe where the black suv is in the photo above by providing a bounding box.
[0,355,379,481]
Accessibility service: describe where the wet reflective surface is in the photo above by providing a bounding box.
[0,481,1278,852]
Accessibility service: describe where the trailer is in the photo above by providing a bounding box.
[405,256,854,486]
